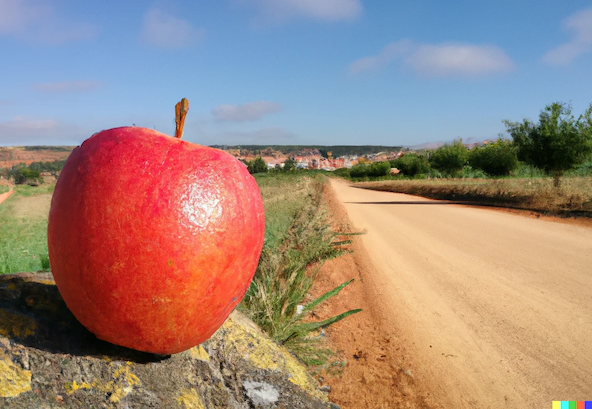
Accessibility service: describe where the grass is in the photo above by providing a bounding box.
[355,176,592,216]
[0,184,52,274]
[0,185,9,194]
[240,173,361,367]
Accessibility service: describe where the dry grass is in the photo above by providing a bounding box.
[355,177,592,216]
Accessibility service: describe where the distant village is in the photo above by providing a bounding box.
[223,147,406,171]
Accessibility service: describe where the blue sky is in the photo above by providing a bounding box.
[1,0,592,147]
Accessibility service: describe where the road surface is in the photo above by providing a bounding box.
[329,178,592,408]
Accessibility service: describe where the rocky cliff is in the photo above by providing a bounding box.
[0,272,334,408]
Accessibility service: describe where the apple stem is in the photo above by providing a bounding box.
[175,98,189,139]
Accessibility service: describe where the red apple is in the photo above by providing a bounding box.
[48,126,265,354]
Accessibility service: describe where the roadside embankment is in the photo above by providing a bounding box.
[354,177,592,218]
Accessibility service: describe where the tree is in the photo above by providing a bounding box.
[469,139,518,176]
[504,102,592,187]
[282,157,296,172]
[390,153,430,177]
[14,167,42,185]
[429,139,469,175]
[247,157,268,174]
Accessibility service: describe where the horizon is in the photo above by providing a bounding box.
[1,1,592,147]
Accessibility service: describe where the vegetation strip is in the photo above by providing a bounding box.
[240,173,361,367]
[354,177,592,217]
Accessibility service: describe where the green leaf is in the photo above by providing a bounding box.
[302,279,354,314]
[281,308,362,344]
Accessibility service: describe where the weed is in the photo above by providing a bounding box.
[240,174,361,366]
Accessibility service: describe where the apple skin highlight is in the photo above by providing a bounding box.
[48,127,265,354]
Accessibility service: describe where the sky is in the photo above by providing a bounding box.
[1,0,592,148]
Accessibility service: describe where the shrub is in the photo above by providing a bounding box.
[368,161,391,177]
[14,168,42,185]
[333,168,350,178]
[349,164,368,178]
[390,153,430,177]
[429,139,469,175]
[469,139,518,176]
[349,161,391,178]
[247,157,268,174]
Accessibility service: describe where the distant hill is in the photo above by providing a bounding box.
[211,145,404,157]
[0,146,75,169]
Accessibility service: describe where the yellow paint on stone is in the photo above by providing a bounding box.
[221,312,327,402]
[0,310,37,339]
[177,388,205,409]
[65,362,141,403]
[0,348,32,397]
[189,345,210,362]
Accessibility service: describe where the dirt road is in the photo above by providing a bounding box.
[329,178,592,408]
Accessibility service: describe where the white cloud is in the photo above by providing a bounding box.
[408,44,514,77]
[0,0,97,44]
[142,6,205,49]
[212,101,283,122]
[0,116,85,145]
[349,40,514,77]
[33,81,103,94]
[349,40,413,75]
[543,7,592,65]
[237,0,362,25]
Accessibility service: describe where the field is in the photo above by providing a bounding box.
[355,176,592,216]
[0,184,54,273]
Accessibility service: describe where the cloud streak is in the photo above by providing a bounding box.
[212,101,283,122]
[0,0,97,44]
[142,6,205,49]
[349,40,514,77]
[33,81,103,94]
[237,0,362,25]
[543,7,592,65]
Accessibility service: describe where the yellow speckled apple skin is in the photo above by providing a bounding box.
[48,127,265,354]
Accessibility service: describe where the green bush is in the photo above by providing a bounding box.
[458,165,488,179]
[14,168,42,185]
[333,167,350,178]
[429,139,469,175]
[349,161,391,178]
[504,102,592,187]
[349,164,368,178]
[469,139,518,176]
[390,153,430,177]
[247,157,268,174]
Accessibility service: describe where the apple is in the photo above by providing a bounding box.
[47,122,265,354]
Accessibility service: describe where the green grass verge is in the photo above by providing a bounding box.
[240,173,360,367]
[0,185,52,274]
